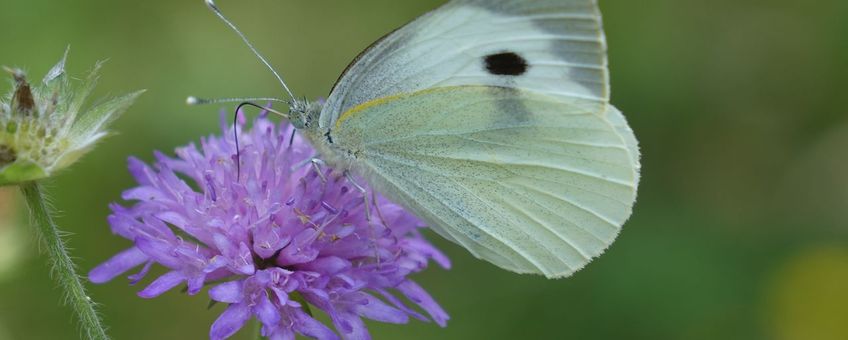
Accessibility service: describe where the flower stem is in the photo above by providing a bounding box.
[20,182,109,340]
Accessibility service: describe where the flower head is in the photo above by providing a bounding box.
[0,48,143,185]
[89,111,450,339]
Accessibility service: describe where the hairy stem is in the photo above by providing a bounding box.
[21,182,109,340]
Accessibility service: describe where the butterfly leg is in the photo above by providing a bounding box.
[291,156,328,184]
[371,193,390,230]
[289,155,319,171]
[310,158,327,184]
[345,170,382,267]
[287,128,296,148]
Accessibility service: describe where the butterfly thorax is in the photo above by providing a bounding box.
[291,100,356,172]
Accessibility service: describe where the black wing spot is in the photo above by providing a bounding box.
[484,52,529,76]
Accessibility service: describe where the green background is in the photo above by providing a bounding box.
[1,1,847,339]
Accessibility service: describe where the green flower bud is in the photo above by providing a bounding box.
[0,48,143,185]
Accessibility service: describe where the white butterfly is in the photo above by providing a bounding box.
[200,0,640,279]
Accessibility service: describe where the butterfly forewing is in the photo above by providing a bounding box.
[321,0,609,129]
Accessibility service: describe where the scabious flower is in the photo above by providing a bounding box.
[0,49,144,185]
[89,111,450,339]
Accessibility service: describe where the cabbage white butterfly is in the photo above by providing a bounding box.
[197,0,640,279]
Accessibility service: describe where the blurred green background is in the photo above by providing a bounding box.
[1,1,847,339]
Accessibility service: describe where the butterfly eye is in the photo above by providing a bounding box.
[483,51,529,76]
[289,115,306,129]
[285,101,307,129]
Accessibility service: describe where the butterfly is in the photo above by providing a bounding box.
[201,0,640,279]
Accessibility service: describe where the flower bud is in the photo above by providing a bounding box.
[0,48,143,185]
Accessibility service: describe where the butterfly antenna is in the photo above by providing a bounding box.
[231,101,288,180]
[187,96,289,106]
[205,0,297,102]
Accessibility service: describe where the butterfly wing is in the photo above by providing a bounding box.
[318,0,639,278]
[331,86,638,278]
[321,0,610,129]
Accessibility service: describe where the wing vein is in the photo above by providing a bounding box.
[452,134,633,169]
[496,186,594,260]
[362,123,610,147]
[372,150,634,188]
[438,170,571,271]
[366,149,632,206]
[364,159,538,271]
[369,148,623,239]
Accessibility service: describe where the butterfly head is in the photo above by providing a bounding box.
[287,98,322,130]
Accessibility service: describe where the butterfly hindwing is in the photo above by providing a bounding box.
[331,86,638,278]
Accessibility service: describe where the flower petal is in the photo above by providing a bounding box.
[127,157,156,186]
[297,256,350,275]
[355,293,408,324]
[210,303,251,340]
[398,280,449,327]
[89,247,148,284]
[128,260,154,285]
[186,274,207,296]
[138,271,184,298]
[209,280,243,303]
[134,237,182,269]
[407,238,451,269]
[122,186,170,203]
[268,328,296,340]
[252,224,290,259]
[336,313,370,340]
[374,289,427,322]
[255,293,281,328]
[293,309,339,340]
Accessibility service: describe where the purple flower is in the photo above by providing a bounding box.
[89,111,450,340]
